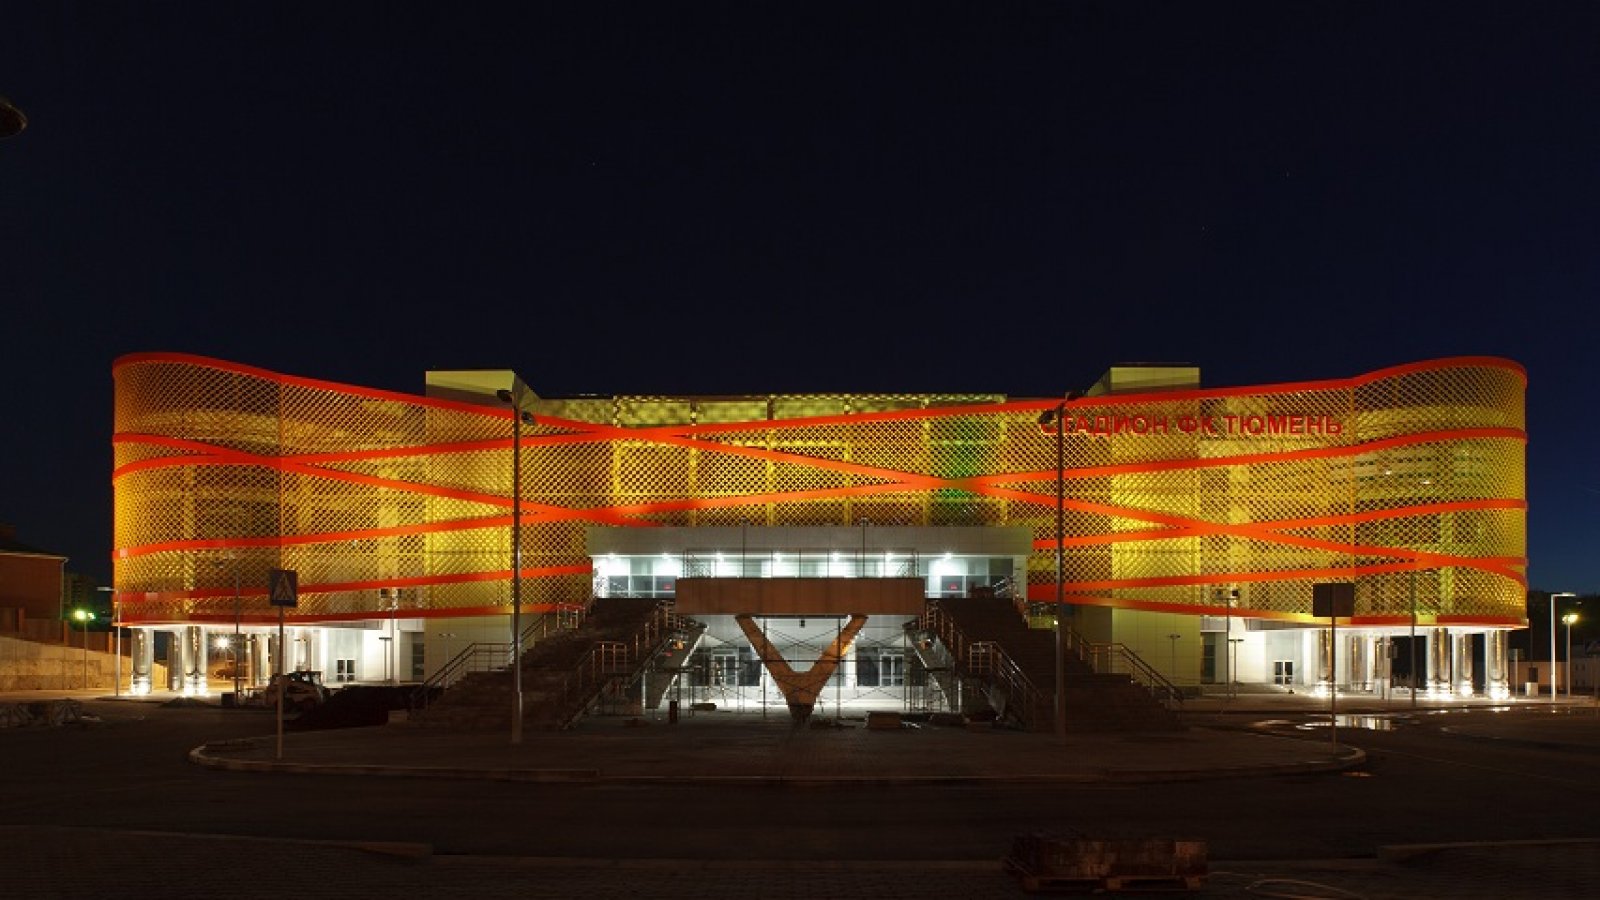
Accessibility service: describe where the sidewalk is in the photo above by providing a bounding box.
[14,691,1600,897]
[1180,689,1600,749]
[188,705,1365,784]
[19,687,1596,784]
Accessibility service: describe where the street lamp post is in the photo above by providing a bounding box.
[1212,587,1238,701]
[71,609,94,688]
[232,568,241,696]
[1409,568,1419,709]
[439,632,457,687]
[0,95,25,139]
[213,560,244,699]
[380,588,399,685]
[497,387,536,745]
[1037,401,1069,742]
[96,587,118,697]
[1551,592,1577,702]
[215,637,236,699]
[1563,611,1579,699]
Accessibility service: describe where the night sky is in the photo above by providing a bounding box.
[2,3,1596,591]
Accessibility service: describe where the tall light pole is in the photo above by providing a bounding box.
[71,609,94,688]
[497,387,536,744]
[1037,401,1068,742]
[1551,592,1576,702]
[1563,611,1579,699]
[96,587,118,697]
[858,517,868,578]
[0,95,25,139]
[1409,567,1419,709]
[215,559,243,698]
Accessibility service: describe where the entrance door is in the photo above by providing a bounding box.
[1273,660,1294,686]
[879,653,905,687]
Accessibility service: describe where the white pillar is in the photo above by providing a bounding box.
[1428,628,1452,694]
[1347,634,1371,692]
[184,626,208,695]
[1317,628,1334,692]
[1454,632,1475,697]
[1486,630,1510,699]
[130,628,154,696]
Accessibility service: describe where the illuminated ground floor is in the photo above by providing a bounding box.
[117,526,1521,706]
[113,617,1521,704]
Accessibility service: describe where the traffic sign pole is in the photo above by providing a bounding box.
[267,569,298,761]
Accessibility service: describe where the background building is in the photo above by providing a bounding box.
[0,524,68,642]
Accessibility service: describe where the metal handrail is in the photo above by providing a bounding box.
[919,603,1048,728]
[919,600,1178,723]
[547,603,701,729]
[1085,641,1184,707]
[968,640,1047,724]
[412,603,589,710]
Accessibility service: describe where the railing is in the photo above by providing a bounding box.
[547,602,703,729]
[678,548,921,579]
[919,599,1179,723]
[968,640,1048,726]
[1011,596,1180,708]
[919,603,968,665]
[1084,642,1184,708]
[918,603,1050,729]
[411,603,589,710]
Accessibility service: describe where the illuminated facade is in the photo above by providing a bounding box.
[111,353,1526,698]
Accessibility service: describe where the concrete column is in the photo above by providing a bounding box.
[266,633,280,683]
[1428,628,1451,694]
[167,629,186,692]
[1373,636,1391,698]
[183,626,207,695]
[1486,630,1510,699]
[1347,634,1370,692]
[1316,628,1334,692]
[1454,632,1475,697]
[130,628,154,696]
[249,634,268,687]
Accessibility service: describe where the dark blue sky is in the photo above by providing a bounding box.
[2,2,1596,590]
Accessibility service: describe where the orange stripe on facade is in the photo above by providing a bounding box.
[112,354,1527,624]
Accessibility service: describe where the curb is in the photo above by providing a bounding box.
[189,743,1364,786]
[1,823,435,859]
[1378,837,1600,863]
[189,747,600,783]
[1437,726,1599,754]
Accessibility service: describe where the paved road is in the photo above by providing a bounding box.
[5,694,1600,897]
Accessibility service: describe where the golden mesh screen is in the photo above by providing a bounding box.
[112,354,1525,627]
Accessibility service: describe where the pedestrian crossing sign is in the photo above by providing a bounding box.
[268,568,298,608]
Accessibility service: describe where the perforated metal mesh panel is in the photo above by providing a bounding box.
[112,355,1526,627]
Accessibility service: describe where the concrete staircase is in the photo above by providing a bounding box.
[917,597,1182,733]
[414,598,697,731]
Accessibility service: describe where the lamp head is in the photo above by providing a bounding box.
[0,96,25,140]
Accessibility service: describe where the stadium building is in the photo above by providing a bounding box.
[109,353,1526,724]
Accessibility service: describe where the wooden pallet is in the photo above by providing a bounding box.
[1004,857,1205,893]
